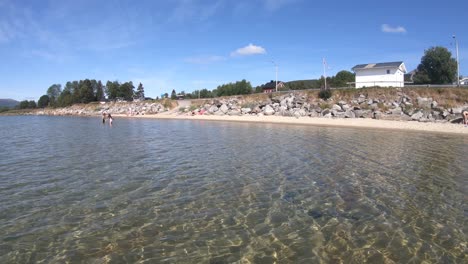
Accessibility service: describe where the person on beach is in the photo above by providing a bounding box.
[462,110,468,127]
[108,113,113,125]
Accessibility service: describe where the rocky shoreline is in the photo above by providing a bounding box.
[183,91,468,124]
[20,89,468,126]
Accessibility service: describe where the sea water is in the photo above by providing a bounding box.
[0,116,466,263]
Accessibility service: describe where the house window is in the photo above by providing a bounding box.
[386,69,391,74]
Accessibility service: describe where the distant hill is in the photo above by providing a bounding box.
[0,99,19,108]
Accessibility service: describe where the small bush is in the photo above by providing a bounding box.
[319,102,330,109]
[318,89,332,100]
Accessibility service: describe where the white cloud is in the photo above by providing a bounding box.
[231,43,266,57]
[381,24,407,33]
[185,55,225,64]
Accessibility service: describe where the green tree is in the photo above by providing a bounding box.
[79,79,95,103]
[171,89,177,99]
[57,90,73,107]
[135,82,145,100]
[95,80,105,101]
[414,46,457,84]
[332,70,355,87]
[318,76,332,89]
[38,95,50,108]
[28,100,37,109]
[18,100,29,109]
[47,84,62,107]
[106,80,120,100]
[119,81,135,101]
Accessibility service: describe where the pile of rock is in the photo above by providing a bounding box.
[36,101,168,116]
[187,92,468,123]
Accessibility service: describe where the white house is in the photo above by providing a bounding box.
[460,77,468,85]
[352,61,407,88]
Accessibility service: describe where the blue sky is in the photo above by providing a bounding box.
[0,0,467,101]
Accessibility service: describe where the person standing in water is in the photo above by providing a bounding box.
[108,113,113,125]
[102,112,107,123]
[462,110,468,127]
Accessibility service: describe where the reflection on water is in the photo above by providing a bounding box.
[0,116,466,263]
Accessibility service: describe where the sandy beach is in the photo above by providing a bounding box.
[114,113,468,135]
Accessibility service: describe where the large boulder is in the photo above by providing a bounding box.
[390,107,402,115]
[344,109,356,118]
[241,108,252,114]
[208,105,219,113]
[321,109,331,116]
[263,105,275,115]
[332,104,343,112]
[219,104,229,113]
[228,109,242,116]
[411,111,424,121]
[416,97,432,109]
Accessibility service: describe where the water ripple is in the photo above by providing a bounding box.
[0,116,466,263]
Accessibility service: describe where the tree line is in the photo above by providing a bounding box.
[168,79,254,100]
[34,79,146,108]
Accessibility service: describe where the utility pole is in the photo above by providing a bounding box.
[453,35,460,86]
[323,58,327,89]
[271,61,278,92]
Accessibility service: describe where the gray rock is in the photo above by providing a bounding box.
[241,108,252,114]
[298,109,307,117]
[442,110,450,118]
[219,104,229,113]
[208,105,219,113]
[451,107,464,114]
[416,97,432,109]
[344,109,356,118]
[332,104,343,111]
[411,111,424,120]
[333,112,346,118]
[354,109,363,117]
[263,105,275,115]
[341,104,350,111]
[361,110,373,118]
[390,107,402,115]
[373,111,383,119]
[228,109,242,116]
[252,106,262,114]
[280,99,287,107]
[309,111,319,117]
[431,101,438,108]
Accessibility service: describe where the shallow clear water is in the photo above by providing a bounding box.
[0,116,466,263]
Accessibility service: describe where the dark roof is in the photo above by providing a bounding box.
[262,81,284,89]
[352,61,403,71]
